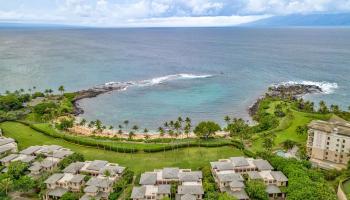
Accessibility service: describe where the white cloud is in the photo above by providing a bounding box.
[0,0,350,26]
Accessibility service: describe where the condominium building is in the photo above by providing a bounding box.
[131,168,204,200]
[210,157,287,200]
[0,137,18,156]
[307,118,350,169]
[0,145,73,175]
[45,160,125,200]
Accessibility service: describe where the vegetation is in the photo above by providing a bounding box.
[245,180,268,200]
[109,168,134,199]
[194,121,221,139]
[258,152,337,200]
[0,121,244,174]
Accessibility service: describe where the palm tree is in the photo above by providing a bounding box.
[79,119,87,126]
[118,124,123,129]
[158,127,165,137]
[128,131,135,140]
[164,122,169,129]
[143,128,149,134]
[58,85,65,95]
[174,121,181,138]
[95,120,102,131]
[132,125,139,132]
[185,117,191,124]
[118,129,123,135]
[144,134,150,140]
[224,115,231,125]
[0,178,13,195]
[123,120,129,131]
[109,125,114,130]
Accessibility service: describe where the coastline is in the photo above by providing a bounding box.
[69,82,325,139]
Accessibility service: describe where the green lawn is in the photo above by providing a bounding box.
[0,121,243,174]
[343,179,350,196]
[249,101,332,152]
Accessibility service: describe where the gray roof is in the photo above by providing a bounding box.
[47,187,68,197]
[0,137,15,146]
[265,185,282,194]
[29,162,42,171]
[41,159,57,168]
[45,173,64,184]
[131,187,146,199]
[247,171,263,180]
[179,171,202,182]
[52,150,73,159]
[270,171,288,182]
[20,146,41,155]
[70,174,86,183]
[211,162,234,171]
[99,165,125,176]
[84,185,99,193]
[158,185,171,194]
[39,145,62,154]
[0,154,18,163]
[63,162,85,174]
[80,194,101,200]
[23,156,36,163]
[230,157,249,167]
[253,159,274,171]
[162,168,180,179]
[217,173,244,182]
[0,146,14,154]
[86,177,112,188]
[87,160,108,171]
[229,180,245,188]
[181,194,196,200]
[140,172,157,185]
[228,190,250,200]
[177,185,204,195]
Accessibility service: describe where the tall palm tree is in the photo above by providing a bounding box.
[123,120,129,131]
[158,127,165,137]
[58,85,65,95]
[128,131,135,140]
[224,116,231,125]
[132,125,139,132]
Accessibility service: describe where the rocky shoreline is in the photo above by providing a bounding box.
[248,83,323,117]
[72,83,131,115]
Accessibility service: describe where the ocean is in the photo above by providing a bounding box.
[0,27,349,130]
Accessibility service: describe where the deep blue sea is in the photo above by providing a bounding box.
[0,27,349,130]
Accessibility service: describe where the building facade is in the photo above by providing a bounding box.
[307,118,350,169]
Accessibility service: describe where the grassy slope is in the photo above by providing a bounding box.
[343,179,350,195]
[0,121,243,174]
[250,101,332,152]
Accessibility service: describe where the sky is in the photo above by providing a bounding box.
[0,0,350,27]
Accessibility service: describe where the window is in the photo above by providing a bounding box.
[327,142,330,145]
[337,139,340,142]
[342,145,345,148]
[328,137,330,140]
[343,140,346,143]
[326,152,328,155]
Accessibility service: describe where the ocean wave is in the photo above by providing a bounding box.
[135,73,213,87]
[280,80,338,94]
[101,73,213,89]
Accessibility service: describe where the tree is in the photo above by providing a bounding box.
[330,104,340,113]
[218,193,237,200]
[95,120,103,131]
[224,115,231,126]
[245,180,268,200]
[262,137,274,151]
[318,101,329,114]
[123,120,129,130]
[79,119,87,126]
[56,118,74,131]
[7,161,28,180]
[61,192,79,200]
[58,153,84,170]
[58,85,65,95]
[0,178,13,195]
[193,121,221,139]
[128,131,135,140]
[14,176,36,192]
[296,125,308,135]
[143,128,149,134]
[132,125,139,132]
[158,127,165,137]
[227,118,249,142]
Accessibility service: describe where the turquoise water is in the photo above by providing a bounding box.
[0,27,349,130]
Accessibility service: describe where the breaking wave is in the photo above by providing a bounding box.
[102,73,213,90]
[279,80,338,94]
